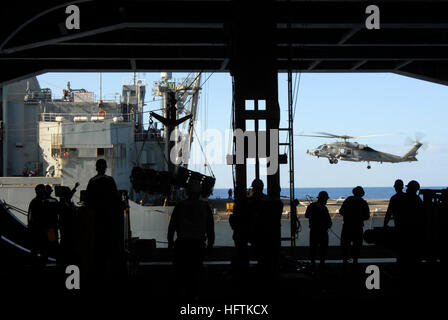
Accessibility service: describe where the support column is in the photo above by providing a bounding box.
[1,86,7,177]
[229,0,280,198]
[0,87,3,176]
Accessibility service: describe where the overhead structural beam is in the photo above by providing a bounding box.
[1,1,448,88]
[56,42,226,47]
[308,60,321,70]
[394,70,448,87]
[0,0,95,52]
[394,60,413,70]
[4,45,448,61]
[220,58,229,71]
[51,28,448,48]
[0,24,126,55]
[277,23,448,29]
[351,60,368,70]
[338,28,359,45]
[0,22,225,55]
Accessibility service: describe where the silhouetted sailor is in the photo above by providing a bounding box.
[86,159,122,278]
[384,179,406,228]
[58,182,79,266]
[398,180,423,273]
[43,185,60,250]
[229,186,250,274]
[64,182,80,202]
[439,190,448,265]
[401,180,423,232]
[246,179,266,257]
[247,179,267,240]
[305,191,332,269]
[168,179,215,298]
[254,183,283,277]
[28,184,48,268]
[247,179,282,277]
[339,186,370,270]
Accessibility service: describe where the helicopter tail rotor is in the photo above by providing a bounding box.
[402,133,427,160]
[405,132,428,151]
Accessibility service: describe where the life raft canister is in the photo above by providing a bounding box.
[98,109,106,117]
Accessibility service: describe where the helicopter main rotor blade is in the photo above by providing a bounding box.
[295,134,334,138]
[315,132,355,139]
[297,132,395,140]
[315,132,344,138]
[352,133,395,139]
[316,132,396,139]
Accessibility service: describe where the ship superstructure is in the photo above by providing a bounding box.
[0,73,208,243]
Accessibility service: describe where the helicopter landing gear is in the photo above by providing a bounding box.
[367,162,371,169]
[329,158,338,164]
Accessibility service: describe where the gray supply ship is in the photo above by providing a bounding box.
[0,72,213,250]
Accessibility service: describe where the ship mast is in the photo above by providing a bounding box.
[182,72,201,168]
[151,72,201,171]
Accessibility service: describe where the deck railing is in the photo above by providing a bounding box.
[40,112,135,122]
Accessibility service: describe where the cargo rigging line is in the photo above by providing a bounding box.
[286,70,301,247]
[1,201,28,216]
[284,11,302,247]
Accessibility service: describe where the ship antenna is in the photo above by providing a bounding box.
[99,72,102,101]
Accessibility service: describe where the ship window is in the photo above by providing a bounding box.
[97,148,105,156]
[105,148,114,166]
[113,144,126,168]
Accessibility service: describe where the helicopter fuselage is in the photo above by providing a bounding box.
[306,141,419,166]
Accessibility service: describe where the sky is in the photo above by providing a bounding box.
[36,71,448,188]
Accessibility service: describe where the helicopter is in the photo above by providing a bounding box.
[296,132,423,169]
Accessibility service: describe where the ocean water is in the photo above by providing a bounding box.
[210,186,446,200]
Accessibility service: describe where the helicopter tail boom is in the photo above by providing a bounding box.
[401,142,423,161]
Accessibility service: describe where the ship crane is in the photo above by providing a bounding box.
[133,72,215,198]
[150,72,202,171]
[62,81,88,102]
